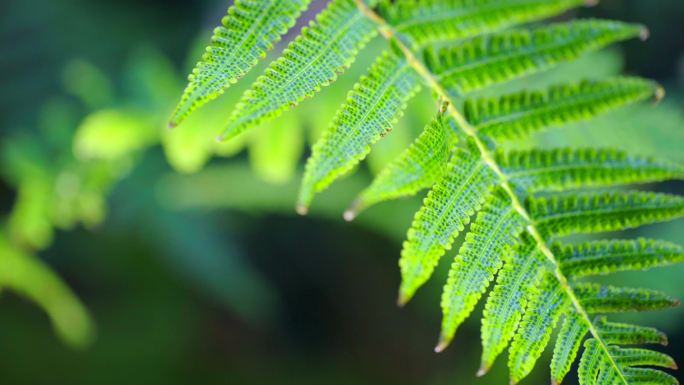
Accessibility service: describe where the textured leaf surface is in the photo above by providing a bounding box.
[596,357,622,385]
[426,20,644,97]
[611,347,677,369]
[479,238,545,371]
[556,238,684,277]
[380,0,585,46]
[551,312,589,385]
[466,77,659,140]
[529,191,684,237]
[574,283,679,313]
[221,0,378,140]
[623,367,678,385]
[438,192,524,350]
[508,274,568,384]
[595,317,668,346]
[298,50,421,210]
[399,145,496,304]
[578,339,602,385]
[498,147,684,192]
[170,0,309,126]
[347,110,457,218]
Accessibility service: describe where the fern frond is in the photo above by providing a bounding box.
[551,312,589,385]
[466,77,660,141]
[528,191,684,237]
[574,283,680,313]
[169,0,309,127]
[438,191,525,350]
[174,3,684,385]
[345,108,457,218]
[297,50,421,211]
[508,273,569,384]
[220,0,378,141]
[398,145,496,304]
[498,148,684,192]
[556,238,684,277]
[425,20,645,97]
[379,0,585,46]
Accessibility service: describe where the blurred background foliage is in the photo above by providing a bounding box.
[0,0,683,384]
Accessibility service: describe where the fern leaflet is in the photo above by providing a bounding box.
[220,0,378,141]
[379,0,587,46]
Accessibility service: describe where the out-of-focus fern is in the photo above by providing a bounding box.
[174,1,684,384]
[0,234,95,348]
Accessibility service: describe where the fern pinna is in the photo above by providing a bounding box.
[172,1,684,384]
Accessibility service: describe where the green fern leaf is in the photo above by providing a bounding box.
[466,77,661,141]
[379,0,585,46]
[551,312,589,385]
[528,191,684,237]
[220,0,378,141]
[595,352,623,385]
[438,191,525,350]
[169,0,310,127]
[479,236,545,373]
[297,49,421,211]
[623,367,679,385]
[574,283,680,313]
[346,108,457,218]
[556,238,684,277]
[398,145,496,304]
[425,20,645,97]
[612,347,677,369]
[595,317,668,346]
[578,339,602,385]
[498,148,684,192]
[508,273,569,384]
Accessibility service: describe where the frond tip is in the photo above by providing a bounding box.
[440,192,524,350]
[348,110,457,218]
[170,0,310,127]
[399,145,496,304]
[220,0,378,141]
[298,50,421,210]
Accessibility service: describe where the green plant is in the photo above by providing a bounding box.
[172,1,684,384]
